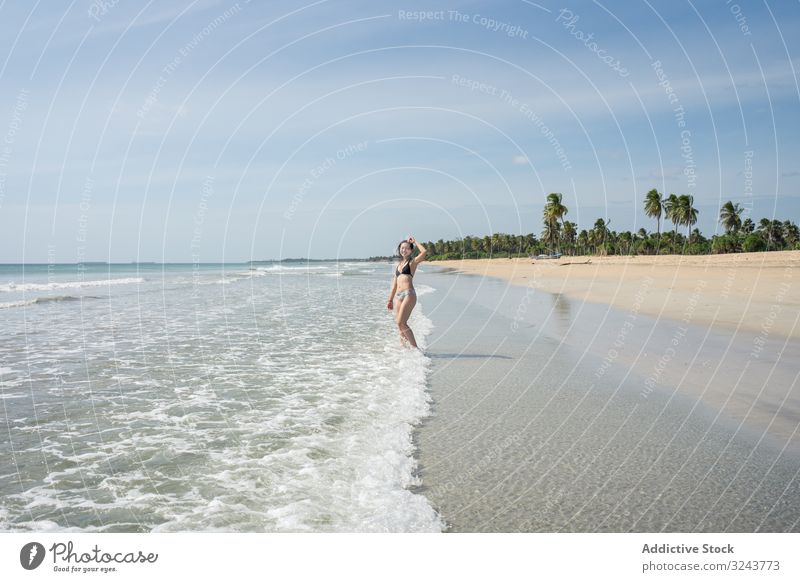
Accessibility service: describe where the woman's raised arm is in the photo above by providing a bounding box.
[410,237,427,264]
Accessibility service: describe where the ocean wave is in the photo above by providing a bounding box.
[0,277,145,293]
[414,284,436,297]
[341,269,376,276]
[250,264,376,277]
[252,264,332,272]
[0,295,101,309]
[194,274,254,285]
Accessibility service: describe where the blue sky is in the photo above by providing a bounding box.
[0,0,798,261]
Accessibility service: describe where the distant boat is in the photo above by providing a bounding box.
[534,252,562,259]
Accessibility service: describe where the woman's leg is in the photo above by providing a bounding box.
[393,296,408,346]
[396,292,418,348]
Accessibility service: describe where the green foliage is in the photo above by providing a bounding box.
[742,234,766,252]
[711,234,740,254]
[420,192,799,260]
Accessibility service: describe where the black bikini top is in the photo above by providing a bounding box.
[395,260,413,277]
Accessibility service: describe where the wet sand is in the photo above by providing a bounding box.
[412,264,800,532]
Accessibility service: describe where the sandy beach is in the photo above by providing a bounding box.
[433,251,800,339]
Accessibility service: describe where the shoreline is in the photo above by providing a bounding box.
[430,251,800,339]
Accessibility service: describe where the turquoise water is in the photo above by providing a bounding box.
[0,262,443,532]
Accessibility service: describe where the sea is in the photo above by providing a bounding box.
[0,262,443,532]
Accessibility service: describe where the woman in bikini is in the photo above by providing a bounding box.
[387,236,427,348]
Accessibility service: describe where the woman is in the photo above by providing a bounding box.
[387,236,427,348]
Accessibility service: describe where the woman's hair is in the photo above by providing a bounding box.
[396,239,414,257]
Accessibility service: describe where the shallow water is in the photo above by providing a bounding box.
[0,262,443,532]
[415,265,800,532]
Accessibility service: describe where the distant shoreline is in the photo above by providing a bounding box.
[0,258,392,266]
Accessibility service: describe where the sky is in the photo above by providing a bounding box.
[0,0,798,262]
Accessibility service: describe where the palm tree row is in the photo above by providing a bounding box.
[421,190,799,260]
[644,189,698,245]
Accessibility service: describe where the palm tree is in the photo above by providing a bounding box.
[619,231,633,254]
[577,230,588,255]
[766,219,785,249]
[491,232,502,255]
[587,229,597,254]
[635,228,650,254]
[757,219,769,242]
[665,194,680,236]
[593,218,609,255]
[783,220,799,248]
[757,218,782,250]
[679,195,698,239]
[719,201,743,234]
[524,233,537,255]
[644,189,664,245]
[501,233,512,254]
[543,193,568,253]
[562,221,577,255]
[545,193,568,227]
[468,236,480,258]
[541,220,560,252]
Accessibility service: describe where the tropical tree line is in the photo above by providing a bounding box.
[420,190,799,260]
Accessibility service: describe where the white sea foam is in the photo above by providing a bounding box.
[250,263,374,277]
[414,284,436,297]
[0,299,38,308]
[0,295,88,309]
[0,277,144,293]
